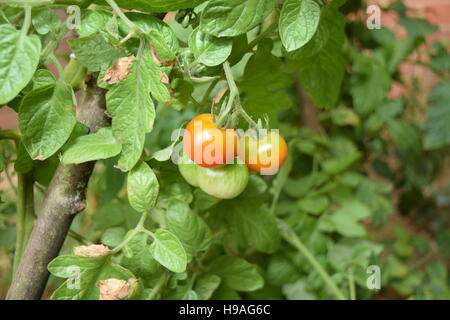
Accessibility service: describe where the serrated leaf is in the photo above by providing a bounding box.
[208,255,263,292]
[200,0,275,37]
[62,128,122,164]
[166,199,212,261]
[19,82,76,160]
[279,0,320,52]
[127,161,159,212]
[0,24,41,105]
[149,229,187,273]
[68,33,126,72]
[78,9,112,37]
[189,27,232,66]
[106,49,156,171]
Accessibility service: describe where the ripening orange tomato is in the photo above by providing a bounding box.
[183,113,237,168]
[238,130,288,175]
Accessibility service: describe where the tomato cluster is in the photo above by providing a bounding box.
[180,113,288,199]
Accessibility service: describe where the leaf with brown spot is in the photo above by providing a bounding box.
[96,278,138,300]
[74,244,111,257]
[103,56,135,84]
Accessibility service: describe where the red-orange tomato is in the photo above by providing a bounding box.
[238,130,288,175]
[183,113,237,168]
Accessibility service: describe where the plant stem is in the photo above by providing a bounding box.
[0,130,20,142]
[200,78,220,108]
[105,0,139,43]
[246,22,277,51]
[40,24,69,65]
[147,272,168,300]
[12,172,35,275]
[112,211,148,253]
[68,230,92,245]
[6,81,110,300]
[348,268,356,300]
[278,219,347,300]
[20,6,32,38]
[50,54,65,81]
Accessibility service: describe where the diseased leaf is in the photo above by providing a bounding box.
[149,229,187,273]
[106,48,156,170]
[0,24,41,105]
[189,27,232,66]
[62,128,121,164]
[48,254,136,300]
[19,82,76,160]
[127,161,159,212]
[68,33,126,72]
[200,0,275,37]
[279,0,320,52]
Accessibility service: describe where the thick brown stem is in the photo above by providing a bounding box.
[6,82,109,300]
[295,73,320,132]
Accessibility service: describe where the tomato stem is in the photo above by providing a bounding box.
[220,61,258,129]
[20,6,32,38]
[105,0,140,43]
[278,219,347,300]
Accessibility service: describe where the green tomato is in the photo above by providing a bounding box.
[197,163,249,199]
[178,150,199,187]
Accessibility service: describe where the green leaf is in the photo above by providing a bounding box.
[19,82,76,160]
[48,254,136,300]
[282,280,314,300]
[106,49,156,171]
[219,200,280,253]
[423,82,450,149]
[149,229,187,273]
[32,69,56,89]
[68,33,126,72]
[0,152,4,172]
[241,39,293,115]
[111,0,206,12]
[286,3,346,107]
[127,161,159,212]
[194,274,221,300]
[166,199,212,261]
[101,227,126,247]
[189,27,232,66]
[32,7,60,35]
[297,195,329,215]
[62,128,122,164]
[121,233,161,277]
[78,9,112,37]
[200,0,275,37]
[279,0,320,52]
[119,12,180,62]
[208,255,263,292]
[350,53,391,115]
[329,201,371,237]
[0,24,41,105]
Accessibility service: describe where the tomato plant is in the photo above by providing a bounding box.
[0,0,449,302]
